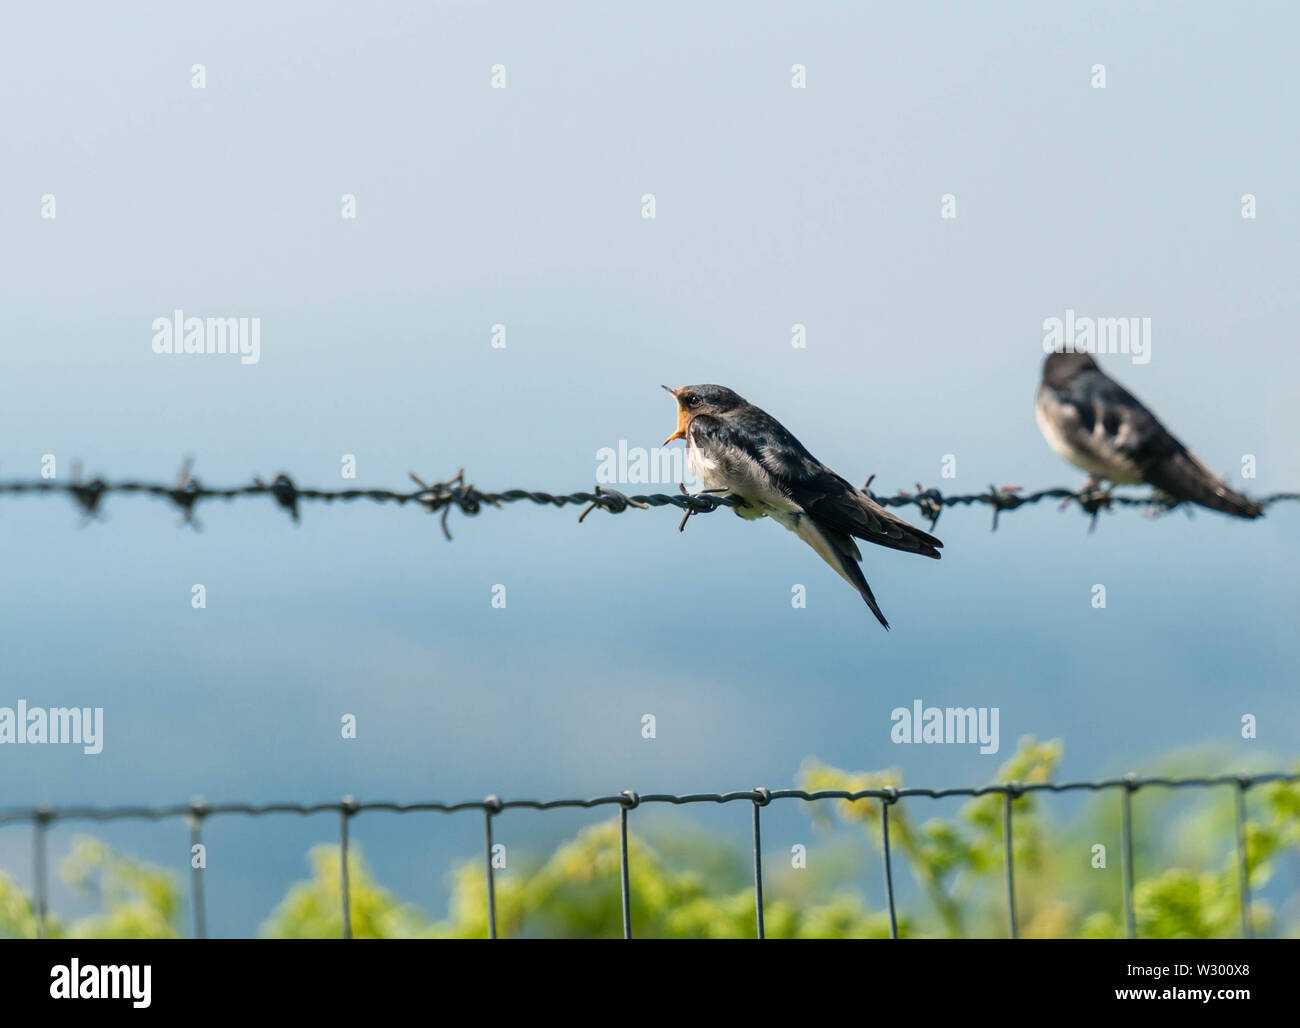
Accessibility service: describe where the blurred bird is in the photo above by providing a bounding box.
[663,384,942,629]
[1035,352,1261,518]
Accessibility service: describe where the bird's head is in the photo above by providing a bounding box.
[661,384,745,443]
[1042,350,1098,388]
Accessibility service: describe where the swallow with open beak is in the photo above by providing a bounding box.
[1035,352,1262,518]
[663,384,942,629]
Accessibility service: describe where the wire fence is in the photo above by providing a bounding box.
[4,771,1297,940]
[5,469,1296,938]
[2,463,1297,535]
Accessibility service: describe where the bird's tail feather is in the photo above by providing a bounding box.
[1146,451,1263,519]
[791,515,890,629]
[840,549,891,630]
[860,507,944,558]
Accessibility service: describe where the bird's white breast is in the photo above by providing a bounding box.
[687,434,802,519]
[1035,389,1143,484]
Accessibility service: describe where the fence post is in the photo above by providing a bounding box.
[881,788,899,939]
[619,791,638,939]
[188,800,208,939]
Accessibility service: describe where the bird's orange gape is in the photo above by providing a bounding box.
[662,385,689,444]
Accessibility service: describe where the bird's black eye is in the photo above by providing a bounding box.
[689,395,702,407]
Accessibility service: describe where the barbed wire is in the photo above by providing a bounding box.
[5,770,1296,940]
[2,461,1295,535]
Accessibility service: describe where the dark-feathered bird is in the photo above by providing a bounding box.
[663,384,942,629]
[1035,352,1261,518]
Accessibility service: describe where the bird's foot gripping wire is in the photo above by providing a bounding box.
[1072,480,1114,533]
[576,485,649,524]
[675,485,736,533]
[1143,489,1185,519]
[1059,477,1100,511]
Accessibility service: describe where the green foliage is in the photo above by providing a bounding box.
[264,822,894,938]
[0,835,182,939]
[800,739,1300,939]
[798,735,1063,937]
[261,845,429,939]
[0,870,40,938]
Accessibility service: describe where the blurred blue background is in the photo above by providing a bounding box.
[1,1,1297,935]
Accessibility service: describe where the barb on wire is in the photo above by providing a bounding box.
[1,462,1295,536]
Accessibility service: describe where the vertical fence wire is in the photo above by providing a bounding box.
[483,796,500,940]
[1121,776,1137,940]
[1234,779,1253,939]
[339,797,355,940]
[752,788,770,939]
[188,804,207,940]
[33,810,50,939]
[1003,789,1019,939]
[619,791,637,940]
[881,790,899,939]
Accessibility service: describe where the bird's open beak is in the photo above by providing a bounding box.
[661,386,688,444]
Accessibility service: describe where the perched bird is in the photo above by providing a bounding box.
[662,384,942,629]
[1035,352,1261,518]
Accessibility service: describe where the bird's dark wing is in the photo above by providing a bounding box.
[1054,369,1262,517]
[1050,368,1179,476]
[695,407,943,557]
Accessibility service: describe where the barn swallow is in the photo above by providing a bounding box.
[1036,352,1261,518]
[663,384,942,629]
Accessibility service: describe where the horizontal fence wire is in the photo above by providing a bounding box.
[2,464,1297,534]
[4,772,1296,940]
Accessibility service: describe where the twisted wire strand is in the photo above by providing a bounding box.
[2,462,1295,535]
